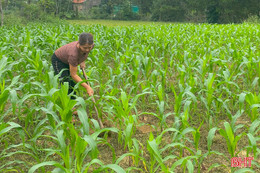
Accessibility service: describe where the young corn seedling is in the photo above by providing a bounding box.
[219,120,247,172]
[199,73,218,125]
[147,132,170,172]
[0,56,19,116]
[0,79,10,114]
[245,92,260,122]
[0,122,28,172]
[117,90,150,145]
[147,126,198,172]
[171,83,184,117]
[122,115,136,151]
[239,91,260,122]
[246,119,260,159]
[140,56,153,80]
[155,84,173,131]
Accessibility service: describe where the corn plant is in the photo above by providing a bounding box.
[0,122,24,172]
[219,120,245,158]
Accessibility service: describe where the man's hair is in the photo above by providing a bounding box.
[79,32,93,45]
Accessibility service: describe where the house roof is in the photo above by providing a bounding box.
[72,0,86,4]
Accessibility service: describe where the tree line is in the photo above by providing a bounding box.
[0,0,259,26]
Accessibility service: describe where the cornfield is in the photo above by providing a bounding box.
[0,23,259,172]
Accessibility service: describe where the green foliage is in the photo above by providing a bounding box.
[244,15,260,24]
[151,0,185,22]
[2,11,26,26]
[206,0,219,23]
[1,0,260,23]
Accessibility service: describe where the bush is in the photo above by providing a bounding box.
[244,15,260,23]
[21,4,43,21]
[3,11,26,26]
[87,6,112,20]
[113,5,140,21]
[2,6,65,26]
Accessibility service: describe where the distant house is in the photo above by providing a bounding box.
[72,0,85,11]
[72,0,101,12]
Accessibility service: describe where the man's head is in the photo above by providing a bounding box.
[79,32,93,45]
[77,32,94,54]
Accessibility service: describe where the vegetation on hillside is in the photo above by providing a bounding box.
[0,0,259,26]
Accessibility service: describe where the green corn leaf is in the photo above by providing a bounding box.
[56,130,66,154]
[115,153,135,165]
[181,127,196,136]
[48,88,60,98]
[231,110,244,125]
[28,161,65,173]
[75,96,87,108]
[75,137,88,167]
[78,107,89,135]
[247,133,257,157]
[129,91,151,111]
[233,133,246,152]
[219,128,233,157]
[234,168,255,173]
[206,73,216,90]
[98,164,126,173]
[170,156,197,171]
[124,122,134,147]
[147,138,167,171]
[83,135,98,159]
[0,122,21,137]
[160,142,186,153]
[0,160,27,172]
[91,127,119,140]
[250,104,260,109]
[156,128,179,144]
[0,89,9,112]
[0,56,8,73]
[83,158,105,172]
[184,91,197,103]
[207,163,226,172]
[251,77,259,88]
[223,122,234,144]
[157,100,165,115]
[31,81,47,93]
[120,90,129,112]
[249,120,260,135]
[186,160,194,173]
[9,76,20,88]
[140,111,161,120]
[90,119,100,130]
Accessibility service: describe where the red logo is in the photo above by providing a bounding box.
[231,157,254,167]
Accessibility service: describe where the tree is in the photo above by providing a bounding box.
[151,0,186,21]
[218,0,260,23]
[206,0,219,23]
[100,0,114,17]
[184,0,207,22]
[39,0,55,13]
[0,0,3,26]
[133,0,152,14]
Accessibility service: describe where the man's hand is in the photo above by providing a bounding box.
[69,64,93,96]
[85,85,94,96]
[80,62,86,69]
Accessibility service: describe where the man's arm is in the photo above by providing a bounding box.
[80,61,86,69]
[69,64,93,96]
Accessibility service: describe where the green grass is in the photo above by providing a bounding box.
[67,19,174,26]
